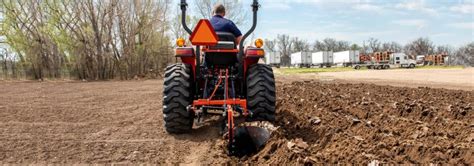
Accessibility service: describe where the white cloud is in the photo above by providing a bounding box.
[449,3,474,14]
[263,0,383,9]
[431,33,451,38]
[264,3,291,10]
[395,0,437,15]
[448,22,474,30]
[261,20,289,25]
[392,19,427,30]
[353,4,383,12]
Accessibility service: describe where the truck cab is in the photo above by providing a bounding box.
[391,53,416,68]
[416,55,425,65]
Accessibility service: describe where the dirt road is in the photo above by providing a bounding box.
[318,68,474,90]
[0,77,472,164]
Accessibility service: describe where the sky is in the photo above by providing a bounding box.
[183,0,473,47]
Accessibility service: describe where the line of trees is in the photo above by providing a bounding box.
[265,35,473,66]
[1,0,173,80]
[1,1,472,80]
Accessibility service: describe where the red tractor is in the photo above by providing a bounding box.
[163,0,275,156]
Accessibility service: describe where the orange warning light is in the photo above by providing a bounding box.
[190,19,219,46]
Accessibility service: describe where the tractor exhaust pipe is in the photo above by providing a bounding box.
[180,0,200,94]
[238,0,259,57]
[238,0,259,98]
[180,0,192,35]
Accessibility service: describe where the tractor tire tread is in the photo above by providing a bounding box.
[163,63,194,134]
[246,64,276,122]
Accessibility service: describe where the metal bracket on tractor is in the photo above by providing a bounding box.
[163,0,275,157]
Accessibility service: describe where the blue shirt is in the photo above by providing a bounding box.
[210,15,242,37]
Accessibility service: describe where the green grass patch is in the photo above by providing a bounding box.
[414,65,465,69]
[275,65,466,74]
[274,65,465,74]
[277,67,358,74]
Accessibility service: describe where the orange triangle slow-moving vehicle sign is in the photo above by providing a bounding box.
[190,19,219,46]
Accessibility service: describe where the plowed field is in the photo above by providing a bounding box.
[0,72,472,164]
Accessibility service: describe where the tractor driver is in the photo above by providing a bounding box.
[210,4,242,45]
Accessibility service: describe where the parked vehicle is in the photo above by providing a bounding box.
[353,52,416,69]
[416,55,425,64]
[265,52,281,68]
[444,56,450,65]
[333,50,359,67]
[290,52,312,68]
[391,53,417,68]
[424,54,448,65]
[311,51,333,68]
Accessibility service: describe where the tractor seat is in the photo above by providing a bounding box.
[204,32,238,66]
[208,32,236,49]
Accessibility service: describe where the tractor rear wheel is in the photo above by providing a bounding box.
[246,64,276,122]
[163,63,194,133]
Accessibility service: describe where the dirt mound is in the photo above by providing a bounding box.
[241,81,473,164]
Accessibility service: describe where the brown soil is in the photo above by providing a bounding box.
[0,80,472,164]
[245,81,473,164]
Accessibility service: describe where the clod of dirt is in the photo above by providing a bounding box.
[352,118,361,125]
[353,136,364,141]
[368,160,381,166]
[366,121,373,126]
[309,117,321,125]
[287,138,309,153]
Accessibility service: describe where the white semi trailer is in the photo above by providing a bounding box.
[333,50,360,67]
[311,51,333,68]
[290,52,312,68]
[265,52,281,68]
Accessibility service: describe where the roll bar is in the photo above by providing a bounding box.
[179,0,260,57]
[179,0,260,84]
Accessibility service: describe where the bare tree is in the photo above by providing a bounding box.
[435,45,454,55]
[335,41,350,52]
[404,37,434,57]
[312,40,324,52]
[382,42,403,52]
[452,42,473,66]
[1,0,173,80]
[311,38,349,52]
[322,38,337,51]
[193,0,248,26]
[264,39,277,52]
[291,37,310,52]
[360,41,369,54]
[367,38,381,52]
[276,34,292,66]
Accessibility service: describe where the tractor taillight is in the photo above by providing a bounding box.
[246,48,265,57]
[254,38,264,48]
[175,47,194,57]
[176,38,186,47]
